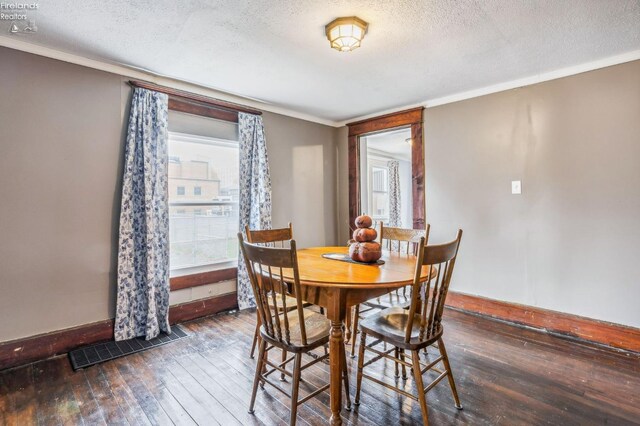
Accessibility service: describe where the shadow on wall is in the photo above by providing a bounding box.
[109,82,132,318]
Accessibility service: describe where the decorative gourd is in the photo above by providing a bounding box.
[355,215,373,229]
[349,241,382,263]
[353,227,377,243]
[349,214,381,262]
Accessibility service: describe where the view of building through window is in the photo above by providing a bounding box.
[168,132,239,271]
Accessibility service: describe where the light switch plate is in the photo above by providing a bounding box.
[512,180,522,194]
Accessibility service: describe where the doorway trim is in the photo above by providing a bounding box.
[346,107,425,233]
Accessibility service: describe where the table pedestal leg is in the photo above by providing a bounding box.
[329,318,343,425]
[327,288,345,426]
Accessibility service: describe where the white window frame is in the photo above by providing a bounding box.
[367,158,390,223]
[168,131,239,277]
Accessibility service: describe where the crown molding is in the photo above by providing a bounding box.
[2,36,639,129]
[335,49,640,127]
[0,36,339,127]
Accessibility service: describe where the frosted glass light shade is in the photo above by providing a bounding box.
[325,17,369,52]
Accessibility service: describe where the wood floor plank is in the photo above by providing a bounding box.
[190,351,289,426]
[0,364,36,426]
[32,357,83,426]
[100,360,153,426]
[156,363,219,426]
[1,308,639,425]
[174,353,266,426]
[208,344,314,426]
[165,357,243,426]
[0,368,18,426]
[83,362,131,425]
[218,314,368,424]
[126,353,197,426]
[112,357,175,426]
[68,368,108,426]
[208,315,332,425]
[227,308,437,425]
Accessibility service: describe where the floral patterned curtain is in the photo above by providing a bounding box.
[115,87,171,341]
[237,112,272,309]
[388,160,401,227]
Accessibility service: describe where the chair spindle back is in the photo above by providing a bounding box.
[238,233,308,346]
[378,223,430,299]
[380,223,430,255]
[405,230,463,343]
[245,223,293,248]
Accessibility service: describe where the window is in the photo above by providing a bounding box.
[368,163,389,222]
[168,132,239,272]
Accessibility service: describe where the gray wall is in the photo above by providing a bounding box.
[0,47,124,343]
[425,60,640,328]
[0,47,339,342]
[337,60,640,328]
[263,110,338,248]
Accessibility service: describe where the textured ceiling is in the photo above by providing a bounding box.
[4,0,640,122]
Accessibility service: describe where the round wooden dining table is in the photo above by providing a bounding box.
[279,246,432,426]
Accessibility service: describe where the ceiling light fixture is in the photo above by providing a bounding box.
[325,16,368,52]
[405,138,412,144]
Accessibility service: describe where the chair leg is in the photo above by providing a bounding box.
[290,353,302,426]
[438,338,462,409]
[250,315,262,359]
[350,304,360,358]
[394,347,400,378]
[400,349,408,380]
[341,344,352,411]
[411,350,430,425]
[345,306,352,341]
[250,323,259,359]
[280,348,288,381]
[249,339,267,414]
[354,332,367,405]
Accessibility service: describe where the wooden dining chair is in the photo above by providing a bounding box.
[246,224,297,360]
[238,234,351,426]
[354,230,463,425]
[246,224,325,361]
[347,223,430,358]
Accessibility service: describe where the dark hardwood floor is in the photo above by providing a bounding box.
[1,308,639,425]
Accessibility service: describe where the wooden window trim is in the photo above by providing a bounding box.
[346,107,425,233]
[131,80,252,289]
[168,97,239,123]
[170,268,238,291]
[129,79,262,119]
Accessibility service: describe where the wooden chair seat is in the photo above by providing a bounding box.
[266,292,307,312]
[364,292,411,310]
[359,307,443,350]
[260,310,330,353]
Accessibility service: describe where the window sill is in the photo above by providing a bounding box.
[169,265,238,291]
[170,260,237,278]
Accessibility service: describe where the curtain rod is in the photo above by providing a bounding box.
[128,80,263,116]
